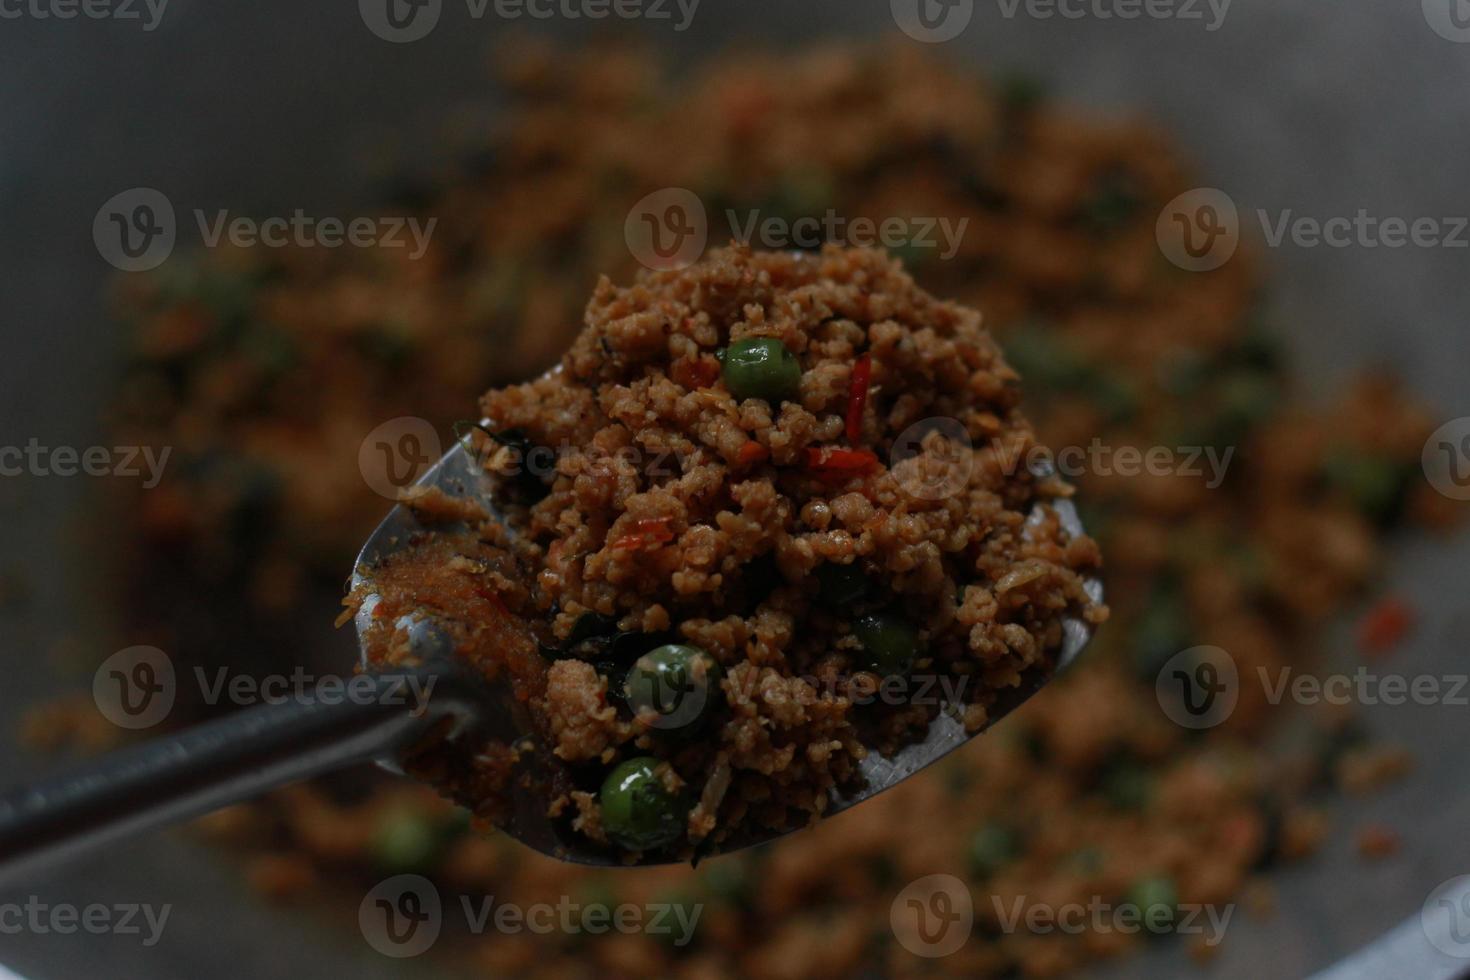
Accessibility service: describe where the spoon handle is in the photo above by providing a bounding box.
[0,669,455,884]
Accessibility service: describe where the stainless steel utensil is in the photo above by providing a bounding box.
[0,437,1098,880]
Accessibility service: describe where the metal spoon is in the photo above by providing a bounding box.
[0,430,1099,881]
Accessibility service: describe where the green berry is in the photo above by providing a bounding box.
[816,562,871,605]
[599,757,688,851]
[968,824,1019,877]
[851,612,919,678]
[1128,875,1179,931]
[721,337,801,403]
[624,644,722,730]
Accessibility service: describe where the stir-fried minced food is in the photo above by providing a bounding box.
[356,246,1106,857]
[87,39,1462,979]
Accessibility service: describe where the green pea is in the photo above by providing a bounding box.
[1089,373,1139,424]
[1083,168,1144,236]
[942,761,974,797]
[1128,875,1179,931]
[816,562,870,605]
[702,860,753,908]
[851,612,918,678]
[1133,584,1189,681]
[371,809,444,873]
[1220,369,1279,426]
[599,757,688,851]
[1323,447,1410,523]
[998,73,1047,117]
[721,337,801,404]
[355,321,417,367]
[770,168,835,218]
[624,644,722,730]
[968,824,1019,878]
[1067,847,1105,874]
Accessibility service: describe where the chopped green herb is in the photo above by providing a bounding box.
[1323,447,1412,523]
[1133,583,1190,681]
[240,324,299,379]
[998,73,1047,117]
[768,168,835,223]
[702,861,752,908]
[355,322,418,367]
[1101,759,1154,810]
[1067,847,1105,874]
[968,824,1020,877]
[1082,169,1145,235]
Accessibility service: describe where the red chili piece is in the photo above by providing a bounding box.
[737,441,769,466]
[1358,596,1414,657]
[475,588,509,617]
[805,446,880,483]
[612,516,676,552]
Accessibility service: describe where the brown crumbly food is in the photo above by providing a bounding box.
[543,659,625,762]
[90,38,1464,979]
[360,245,1104,855]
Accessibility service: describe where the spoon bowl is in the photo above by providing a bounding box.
[348,427,1102,865]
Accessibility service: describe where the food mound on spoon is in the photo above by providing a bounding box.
[352,244,1106,861]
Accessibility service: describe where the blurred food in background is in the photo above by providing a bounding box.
[81,39,1454,978]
